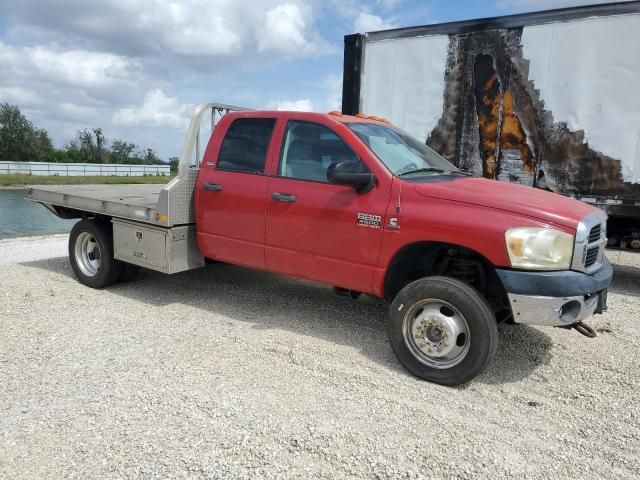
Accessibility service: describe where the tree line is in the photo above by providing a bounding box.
[0,103,178,170]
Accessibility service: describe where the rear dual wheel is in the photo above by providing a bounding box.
[387,276,498,386]
[69,219,139,288]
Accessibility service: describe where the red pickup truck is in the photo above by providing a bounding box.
[30,105,613,386]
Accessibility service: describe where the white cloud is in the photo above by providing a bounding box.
[161,5,242,56]
[324,73,343,112]
[267,99,315,111]
[59,103,100,120]
[353,12,396,33]
[113,89,192,128]
[0,1,379,157]
[259,3,312,55]
[4,0,332,61]
[0,42,140,93]
[327,0,400,19]
[28,47,140,89]
[0,86,41,107]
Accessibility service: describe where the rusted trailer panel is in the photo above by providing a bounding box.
[343,1,640,250]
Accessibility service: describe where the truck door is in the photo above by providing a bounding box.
[196,116,278,269]
[265,119,391,294]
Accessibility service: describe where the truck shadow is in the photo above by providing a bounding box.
[25,258,559,386]
[608,264,640,298]
[606,250,640,297]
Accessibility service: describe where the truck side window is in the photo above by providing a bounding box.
[217,118,276,173]
[278,121,359,183]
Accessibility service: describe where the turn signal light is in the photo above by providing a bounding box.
[329,111,391,124]
[353,113,391,124]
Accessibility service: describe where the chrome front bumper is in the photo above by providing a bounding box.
[508,292,600,327]
[497,257,612,328]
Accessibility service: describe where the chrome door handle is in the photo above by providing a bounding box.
[272,192,296,203]
[203,182,223,192]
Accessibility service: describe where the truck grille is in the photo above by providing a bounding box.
[584,246,600,267]
[571,211,607,273]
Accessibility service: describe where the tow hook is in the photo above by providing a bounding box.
[558,321,597,338]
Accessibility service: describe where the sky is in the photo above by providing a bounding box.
[0,0,629,160]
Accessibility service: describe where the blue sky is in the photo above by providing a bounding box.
[0,0,621,159]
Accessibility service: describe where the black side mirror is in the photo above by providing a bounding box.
[327,161,375,193]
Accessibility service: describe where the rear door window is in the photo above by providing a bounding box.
[217,118,276,173]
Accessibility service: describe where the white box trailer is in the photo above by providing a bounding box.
[342,1,640,250]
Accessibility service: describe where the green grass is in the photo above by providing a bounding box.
[0,174,175,187]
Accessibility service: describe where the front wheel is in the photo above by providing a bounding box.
[387,276,498,386]
[69,219,123,289]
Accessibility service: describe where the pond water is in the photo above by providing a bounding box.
[0,189,77,238]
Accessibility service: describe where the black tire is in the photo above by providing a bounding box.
[68,219,123,289]
[117,263,141,283]
[387,276,498,386]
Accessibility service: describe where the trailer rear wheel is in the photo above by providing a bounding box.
[387,276,498,386]
[69,219,123,289]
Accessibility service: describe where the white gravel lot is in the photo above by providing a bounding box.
[0,234,67,265]
[0,235,639,479]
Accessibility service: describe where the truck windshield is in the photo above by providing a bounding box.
[347,123,458,177]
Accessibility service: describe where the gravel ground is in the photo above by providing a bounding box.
[0,236,639,479]
[0,234,67,265]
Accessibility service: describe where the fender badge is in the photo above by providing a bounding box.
[387,217,400,229]
[357,212,381,228]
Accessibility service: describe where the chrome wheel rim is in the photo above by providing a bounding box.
[402,299,470,369]
[75,232,102,277]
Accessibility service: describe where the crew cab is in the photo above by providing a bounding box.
[29,103,613,385]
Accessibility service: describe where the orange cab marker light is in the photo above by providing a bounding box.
[328,111,343,116]
[355,113,368,118]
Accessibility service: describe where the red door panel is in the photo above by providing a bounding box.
[266,178,390,293]
[197,171,269,269]
[263,118,393,293]
[196,114,280,270]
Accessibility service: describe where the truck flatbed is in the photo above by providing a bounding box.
[29,184,165,225]
[28,104,250,229]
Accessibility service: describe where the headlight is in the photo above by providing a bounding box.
[505,227,574,270]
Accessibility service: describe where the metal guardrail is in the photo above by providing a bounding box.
[0,161,171,177]
[3,103,248,179]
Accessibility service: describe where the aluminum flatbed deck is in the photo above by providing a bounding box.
[28,104,249,229]
[29,184,167,226]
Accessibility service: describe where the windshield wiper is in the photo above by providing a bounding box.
[398,167,473,177]
[446,170,473,176]
[398,167,445,177]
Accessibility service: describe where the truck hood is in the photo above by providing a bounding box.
[412,177,595,229]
